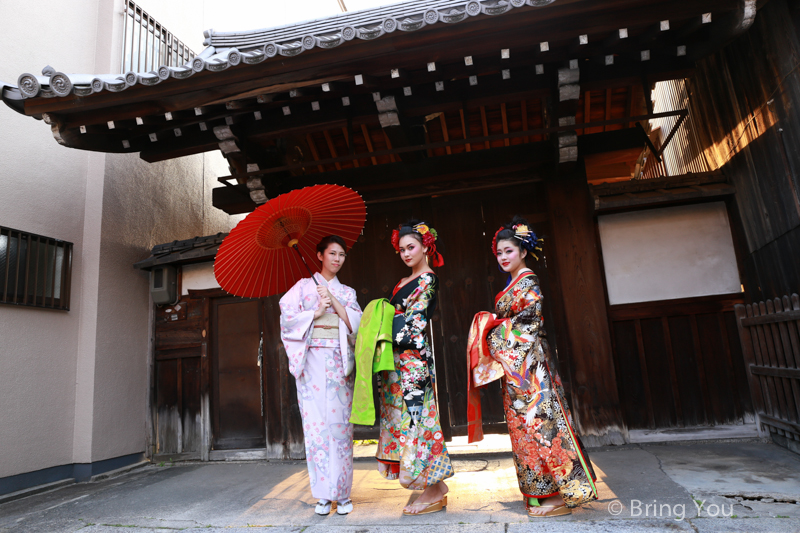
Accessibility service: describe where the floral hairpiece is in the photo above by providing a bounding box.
[391,222,444,267]
[491,223,543,260]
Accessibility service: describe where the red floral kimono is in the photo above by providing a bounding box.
[467,270,598,507]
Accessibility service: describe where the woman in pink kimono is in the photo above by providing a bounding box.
[279,235,362,516]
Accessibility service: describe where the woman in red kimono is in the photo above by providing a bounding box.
[376,220,454,515]
[467,216,597,517]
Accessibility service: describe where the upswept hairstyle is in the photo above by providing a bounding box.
[491,215,542,260]
[391,219,444,267]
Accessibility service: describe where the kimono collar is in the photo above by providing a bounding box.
[494,269,535,305]
[313,272,340,288]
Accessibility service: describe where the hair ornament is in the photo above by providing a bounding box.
[491,223,543,260]
[392,222,444,267]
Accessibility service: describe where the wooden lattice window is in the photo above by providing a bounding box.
[121,0,195,74]
[0,226,73,310]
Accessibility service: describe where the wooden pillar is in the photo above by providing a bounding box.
[545,163,626,445]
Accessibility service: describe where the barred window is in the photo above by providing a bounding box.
[0,227,73,310]
[121,0,195,74]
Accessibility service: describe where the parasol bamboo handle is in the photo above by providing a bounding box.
[291,244,319,285]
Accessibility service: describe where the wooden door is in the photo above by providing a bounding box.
[429,184,558,436]
[211,297,266,449]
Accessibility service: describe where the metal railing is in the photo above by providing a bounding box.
[121,0,195,74]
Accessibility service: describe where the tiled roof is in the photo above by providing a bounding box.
[133,233,227,270]
[11,0,557,101]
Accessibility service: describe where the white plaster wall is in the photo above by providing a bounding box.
[181,262,220,295]
[88,0,241,463]
[0,0,104,478]
[92,152,238,461]
[598,202,742,306]
[0,0,241,476]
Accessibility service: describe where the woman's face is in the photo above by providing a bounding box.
[398,234,427,269]
[496,239,526,273]
[317,242,346,275]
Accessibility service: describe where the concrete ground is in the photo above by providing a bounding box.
[1,440,800,533]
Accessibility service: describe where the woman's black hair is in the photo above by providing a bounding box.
[316,235,347,255]
[495,215,530,253]
[397,219,424,245]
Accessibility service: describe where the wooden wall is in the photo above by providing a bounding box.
[609,293,751,429]
[689,0,800,301]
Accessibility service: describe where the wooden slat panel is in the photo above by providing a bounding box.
[750,365,800,380]
[668,315,707,427]
[640,318,675,427]
[612,320,649,429]
[741,309,800,327]
[758,412,800,437]
[770,298,800,422]
[748,304,780,428]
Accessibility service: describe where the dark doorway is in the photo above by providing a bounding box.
[210,297,266,449]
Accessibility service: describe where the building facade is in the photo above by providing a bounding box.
[0,0,240,495]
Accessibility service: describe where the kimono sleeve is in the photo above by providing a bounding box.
[279,280,316,379]
[338,286,363,377]
[392,275,437,350]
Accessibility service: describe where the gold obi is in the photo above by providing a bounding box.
[311,312,339,339]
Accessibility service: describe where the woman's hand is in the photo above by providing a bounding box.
[316,285,332,301]
[313,296,331,319]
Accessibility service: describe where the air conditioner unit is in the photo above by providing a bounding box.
[150,265,177,305]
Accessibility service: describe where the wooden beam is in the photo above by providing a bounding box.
[521,100,529,143]
[459,108,471,152]
[604,88,613,132]
[480,106,490,149]
[545,164,624,438]
[213,140,552,213]
[501,103,510,147]
[305,133,325,173]
[583,90,592,135]
[59,55,698,157]
[382,130,396,163]
[322,130,342,170]
[360,124,379,165]
[341,127,359,167]
[220,110,687,181]
[439,113,452,155]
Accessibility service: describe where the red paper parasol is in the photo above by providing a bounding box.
[214,184,366,297]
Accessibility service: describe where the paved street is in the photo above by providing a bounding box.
[1,440,799,532]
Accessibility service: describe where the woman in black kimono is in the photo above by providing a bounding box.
[376,220,454,515]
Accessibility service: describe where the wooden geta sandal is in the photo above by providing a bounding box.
[403,495,448,515]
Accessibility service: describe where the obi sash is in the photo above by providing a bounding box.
[311,312,339,339]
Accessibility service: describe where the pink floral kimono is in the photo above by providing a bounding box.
[279,273,362,501]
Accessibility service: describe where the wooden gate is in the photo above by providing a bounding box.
[153,183,569,456]
[338,183,560,439]
[735,294,800,447]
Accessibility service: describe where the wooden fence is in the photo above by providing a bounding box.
[735,294,800,442]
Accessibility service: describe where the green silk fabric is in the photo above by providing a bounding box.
[350,298,395,425]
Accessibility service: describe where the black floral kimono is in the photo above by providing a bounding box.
[376,272,454,489]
